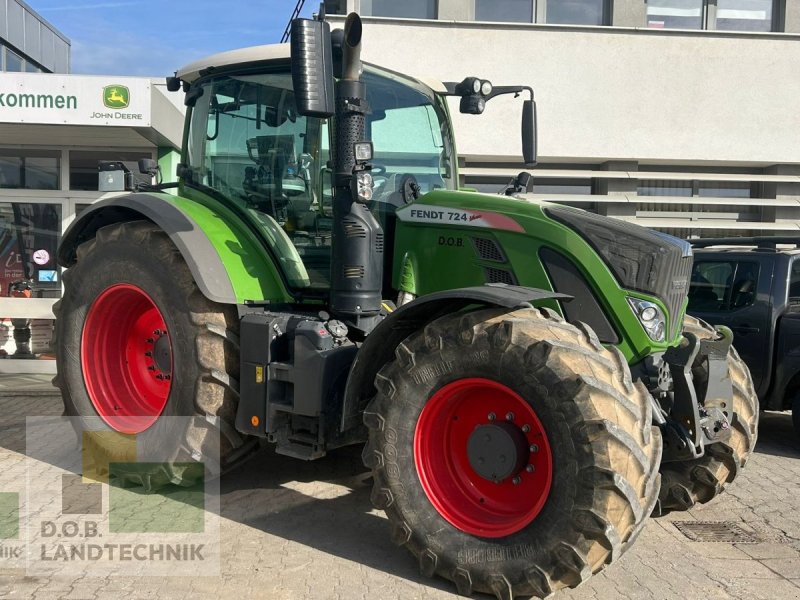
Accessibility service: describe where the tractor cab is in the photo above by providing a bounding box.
[176,46,457,290]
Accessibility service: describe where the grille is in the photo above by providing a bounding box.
[375,233,384,253]
[484,267,516,285]
[343,265,364,279]
[672,521,758,543]
[666,255,693,339]
[472,237,505,262]
[343,218,366,238]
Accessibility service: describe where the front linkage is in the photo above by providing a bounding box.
[650,324,735,463]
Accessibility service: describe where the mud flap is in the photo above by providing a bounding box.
[661,326,734,463]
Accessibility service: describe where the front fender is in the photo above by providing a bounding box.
[340,284,570,433]
[59,192,290,304]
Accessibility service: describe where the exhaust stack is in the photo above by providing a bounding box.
[329,13,384,335]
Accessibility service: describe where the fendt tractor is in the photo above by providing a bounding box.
[54,12,758,599]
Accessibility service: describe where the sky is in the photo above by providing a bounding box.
[28,1,316,76]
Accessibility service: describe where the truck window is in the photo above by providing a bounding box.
[789,260,800,306]
[688,260,760,311]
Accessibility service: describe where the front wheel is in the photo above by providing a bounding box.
[363,307,661,598]
[657,315,759,513]
[54,220,254,489]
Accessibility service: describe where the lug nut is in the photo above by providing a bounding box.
[526,464,535,473]
[522,424,531,433]
[530,444,539,453]
[505,412,515,421]
[156,374,164,380]
[512,476,521,485]
[146,338,154,343]
[144,352,152,357]
[487,412,496,421]
[153,329,162,335]
[148,365,156,371]
[164,375,171,381]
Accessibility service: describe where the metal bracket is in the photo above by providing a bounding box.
[660,326,735,463]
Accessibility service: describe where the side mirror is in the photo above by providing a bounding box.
[290,19,335,118]
[522,100,537,166]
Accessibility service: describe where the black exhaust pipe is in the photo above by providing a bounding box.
[329,13,384,335]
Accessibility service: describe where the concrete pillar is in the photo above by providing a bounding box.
[783,0,800,33]
[612,0,647,27]
[437,0,475,21]
[596,161,637,217]
[764,164,800,223]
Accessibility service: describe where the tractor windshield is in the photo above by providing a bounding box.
[185,66,454,288]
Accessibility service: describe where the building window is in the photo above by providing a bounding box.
[69,151,152,191]
[545,0,608,25]
[646,0,778,31]
[475,0,610,24]
[0,202,62,297]
[716,0,773,32]
[0,151,60,190]
[5,48,23,72]
[360,0,436,19]
[476,0,534,23]
[638,179,694,196]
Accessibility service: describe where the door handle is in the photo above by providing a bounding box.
[731,326,759,334]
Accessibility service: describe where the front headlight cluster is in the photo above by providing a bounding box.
[627,297,666,342]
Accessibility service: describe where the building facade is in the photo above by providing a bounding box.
[0,0,70,73]
[0,3,188,374]
[325,0,800,239]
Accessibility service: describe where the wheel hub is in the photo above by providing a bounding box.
[467,422,529,483]
[81,283,173,434]
[152,333,172,374]
[414,378,554,538]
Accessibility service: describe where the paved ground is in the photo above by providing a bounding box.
[1,386,799,599]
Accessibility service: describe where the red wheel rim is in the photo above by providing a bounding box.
[414,378,553,538]
[81,284,172,434]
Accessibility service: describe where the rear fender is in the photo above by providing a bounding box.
[58,193,290,304]
[340,284,570,433]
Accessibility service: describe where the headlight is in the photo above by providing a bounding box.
[481,80,493,96]
[354,171,374,203]
[627,297,666,342]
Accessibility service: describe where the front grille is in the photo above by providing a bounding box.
[472,237,506,262]
[663,255,693,339]
[484,267,516,285]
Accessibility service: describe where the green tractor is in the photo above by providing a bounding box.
[54,13,758,599]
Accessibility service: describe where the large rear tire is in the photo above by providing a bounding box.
[363,307,661,599]
[657,315,759,514]
[54,221,254,489]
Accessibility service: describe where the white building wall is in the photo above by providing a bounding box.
[330,16,800,166]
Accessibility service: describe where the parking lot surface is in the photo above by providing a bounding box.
[1,387,799,600]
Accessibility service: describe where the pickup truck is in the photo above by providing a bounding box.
[687,237,800,437]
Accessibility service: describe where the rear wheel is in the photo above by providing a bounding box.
[657,315,759,513]
[363,307,661,598]
[54,220,255,489]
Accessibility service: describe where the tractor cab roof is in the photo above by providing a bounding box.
[175,43,447,93]
[176,43,291,83]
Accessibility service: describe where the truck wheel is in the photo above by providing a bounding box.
[363,307,661,598]
[54,221,254,490]
[657,315,759,513]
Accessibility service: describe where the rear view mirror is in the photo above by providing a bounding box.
[290,19,335,118]
[522,99,537,166]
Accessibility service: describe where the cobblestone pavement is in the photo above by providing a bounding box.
[1,390,799,600]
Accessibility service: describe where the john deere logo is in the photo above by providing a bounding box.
[103,85,129,109]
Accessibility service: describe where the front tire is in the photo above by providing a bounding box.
[54,221,254,489]
[363,307,661,598]
[657,315,759,513]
